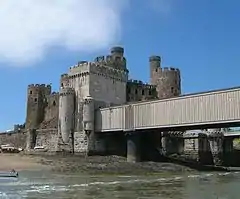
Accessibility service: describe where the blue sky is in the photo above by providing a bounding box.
[0,0,240,131]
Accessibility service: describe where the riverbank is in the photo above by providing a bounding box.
[0,153,194,174]
[32,154,194,175]
[0,153,49,171]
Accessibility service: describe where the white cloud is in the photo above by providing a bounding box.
[0,0,128,66]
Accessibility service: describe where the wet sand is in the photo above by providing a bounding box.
[0,154,50,171]
[36,154,193,175]
[0,153,193,174]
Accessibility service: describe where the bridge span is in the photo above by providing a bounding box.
[95,87,240,132]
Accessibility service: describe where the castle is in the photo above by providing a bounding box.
[25,46,181,153]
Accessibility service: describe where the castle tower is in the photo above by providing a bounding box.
[57,87,75,152]
[109,46,127,70]
[149,56,181,99]
[25,84,51,129]
[111,46,124,58]
[83,96,95,153]
[60,73,69,89]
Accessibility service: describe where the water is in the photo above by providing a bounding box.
[1,170,240,199]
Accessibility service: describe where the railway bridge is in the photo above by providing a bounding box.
[92,87,240,164]
[95,86,240,132]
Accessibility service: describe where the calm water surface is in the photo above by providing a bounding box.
[0,169,240,199]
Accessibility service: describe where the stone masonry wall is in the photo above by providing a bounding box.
[74,131,88,153]
[0,131,27,148]
[35,128,58,151]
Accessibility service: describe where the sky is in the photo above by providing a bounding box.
[0,0,240,131]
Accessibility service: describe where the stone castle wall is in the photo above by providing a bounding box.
[127,80,157,102]
[0,131,27,148]
[0,129,58,152]
[40,92,59,129]
[35,129,58,151]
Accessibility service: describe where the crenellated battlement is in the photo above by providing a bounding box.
[68,60,128,82]
[149,55,161,62]
[157,67,180,73]
[50,92,59,96]
[78,61,88,65]
[68,46,127,78]
[59,87,75,96]
[61,73,68,78]
[28,84,51,88]
[128,79,156,89]
[27,84,51,96]
[68,61,90,75]
[111,46,124,54]
[94,55,126,70]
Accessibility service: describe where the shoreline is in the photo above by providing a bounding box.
[0,153,235,175]
[0,153,50,171]
[0,153,193,174]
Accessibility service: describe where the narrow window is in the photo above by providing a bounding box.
[53,101,56,106]
[135,89,138,94]
[142,90,145,95]
[30,91,32,94]
[34,98,37,102]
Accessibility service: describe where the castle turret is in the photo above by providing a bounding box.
[25,84,51,129]
[60,73,69,89]
[83,96,94,132]
[149,56,181,99]
[58,87,75,151]
[111,46,124,57]
[110,46,127,70]
[149,56,161,84]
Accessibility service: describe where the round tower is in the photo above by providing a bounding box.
[26,84,51,129]
[58,87,75,144]
[149,56,181,99]
[60,73,69,89]
[83,96,94,132]
[83,96,95,153]
[149,56,161,85]
[110,46,127,70]
[111,46,124,58]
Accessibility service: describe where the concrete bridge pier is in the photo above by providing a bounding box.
[126,132,141,163]
[223,137,234,153]
[208,132,224,165]
[223,137,234,165]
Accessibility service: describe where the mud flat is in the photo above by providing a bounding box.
[0,153,50,171]
[31,154,194,175]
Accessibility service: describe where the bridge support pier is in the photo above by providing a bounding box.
[208,132,224,165]
[223,137,234,165]
[223,137,234,152]
[161,132,184,155]
[126,132,140,163]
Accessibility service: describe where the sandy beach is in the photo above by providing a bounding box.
[0,154,49,171]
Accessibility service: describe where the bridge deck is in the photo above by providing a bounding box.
[95,87,240,132]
